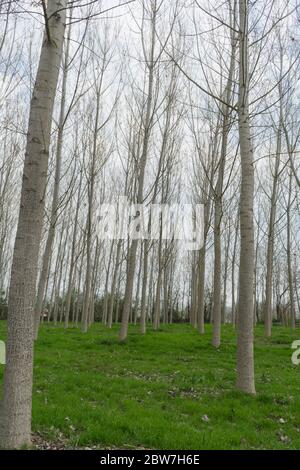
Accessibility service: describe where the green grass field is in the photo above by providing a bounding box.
[0,321,300,450]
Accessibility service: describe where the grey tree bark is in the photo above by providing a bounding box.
[264,63,283,336]
[0,0,66,449]
[236,0,256,394]
[82,91,101,333]
[287,169,295,329]
[119,0,157,342]
[212,22,236,347]
[34,6,72,339]
[108,239,123,328]
[64,168,83,328]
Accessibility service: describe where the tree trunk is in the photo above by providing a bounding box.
[287,169,295,329]
[34,15,71,338]
[119,1,157,342]
[153,219,163,330]
[222,228,230,323]
[140,240,149,334]
[82,91,101,333]
[236,0,256,395]
[264,94,282,336]
[102,241,114,325]
[108,240,122,328]
[231,213,239,325]
[212,26,236,347]
[64,170,82,328]
[0,0,66,449]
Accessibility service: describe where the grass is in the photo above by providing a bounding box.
[0,321,300,449]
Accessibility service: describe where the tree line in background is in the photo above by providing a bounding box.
[0,0,299,449]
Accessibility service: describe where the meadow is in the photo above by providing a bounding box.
[0,321,299,450]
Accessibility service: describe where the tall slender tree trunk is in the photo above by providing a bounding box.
[231,213,239,325]
[163,258,170,324]
[148,254,155,323]
[53,224,68,324]
[119,2,156,342]
[134,251,142,324]
[75,240,86,326]
[253,221,260,326]
[197,133,218,334]
[153,219,163,330]
[64,170,82,328]
[212,26,236,347]
[294,264,300,320]
[89,238,100,328]
[0,0,66,449]
[102,241,114,325]
[264,91,282,336]
[140,240,149,334]
[190,256,198,327]
[197,246,206,333]
[212,192,222,346]
[287,169,295,329]
[50,223,65,322]
[108,240,122,328]
[114,271,122,324]
[34,15,72,338]
[82,91,101,333]
[236,0,256,394]
[222,229,230,323]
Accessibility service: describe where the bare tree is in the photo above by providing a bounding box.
[0,0,66,449]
